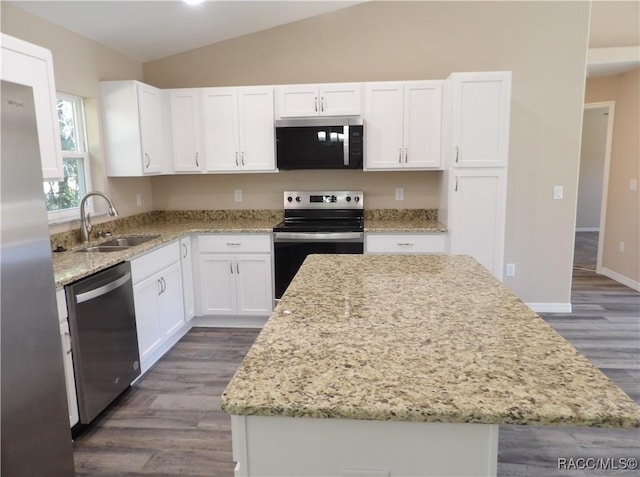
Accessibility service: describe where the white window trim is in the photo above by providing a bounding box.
[46,93,92,224]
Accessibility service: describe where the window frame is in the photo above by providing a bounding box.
[45,92,92,224]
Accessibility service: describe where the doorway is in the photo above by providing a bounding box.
[575,102,615,273]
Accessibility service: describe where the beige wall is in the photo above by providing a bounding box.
[585,69,640,285]
[145,1,591,305]
[1,3,152,235]
[576,107,608,230]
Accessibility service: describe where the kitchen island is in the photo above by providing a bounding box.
[221,254,640,477]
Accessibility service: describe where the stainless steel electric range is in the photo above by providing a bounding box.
[273,190,364,299]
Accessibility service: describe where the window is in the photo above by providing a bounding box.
[43,93,91,222]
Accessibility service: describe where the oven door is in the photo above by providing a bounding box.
[273,232,363,299]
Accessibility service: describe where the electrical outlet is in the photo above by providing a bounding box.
[619,241,625,253]
[395,188,404,201]
[630,179,638,191]
[136,193,142,207]
[506,263,516,276]
[234,189,243,202]
[553,186,563,200]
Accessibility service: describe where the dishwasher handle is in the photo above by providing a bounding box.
[75,272,132,304]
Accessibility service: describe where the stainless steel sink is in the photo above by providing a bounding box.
[98,235,160,247]
[77,245,132,253]
[76,235,160,252]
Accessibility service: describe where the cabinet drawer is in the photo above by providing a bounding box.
[130,240,180,284]
[365,234,446,254]
[198,234,271,253]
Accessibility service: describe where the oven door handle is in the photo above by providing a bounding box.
[274,232,363,242]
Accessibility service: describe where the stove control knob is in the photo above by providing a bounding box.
[346,196,352,202]
[287,196,293,203]
[295,196,301,203]
[354,196,360,203]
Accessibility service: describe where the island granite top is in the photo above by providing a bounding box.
[221,254,640,428]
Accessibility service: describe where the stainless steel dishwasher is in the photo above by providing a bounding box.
[66,261,140,424]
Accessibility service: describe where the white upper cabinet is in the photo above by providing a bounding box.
[449,71,511,168]
[202,86,275,172]
[276,83,361,118]
[100,80,169,177]
[364,81,442,170]
[168,89,202,172]
[1,34,63,179]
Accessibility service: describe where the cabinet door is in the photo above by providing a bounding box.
[235,255,273,316]
[180,237,195,321]
[238,87,275,171]
[1,35,63,179]
[137,83,165,174]
[158,262,185,338]
[449,169,506,280]
[199,254,236,315]
[319,83,361,116]
[404,82,442,169]
[133,274,163,371]
[59,321,79,427]
[451,72,511,167]
[363,83,404,170]
[276,85,319,117]
[170,89,202,172]
[202,87,240,171]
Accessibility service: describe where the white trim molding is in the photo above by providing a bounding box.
[526,303,572,313]
[599,268,640,292]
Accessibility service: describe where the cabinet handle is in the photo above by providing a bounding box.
[182,243,188,258]
[455,146,460,163]
[405,148,408,163]
[157,278,163,295]
[397,243,414,247]
[398,148,402,164]
[64,331,72,355]
[455,176,459,192]
[235,152,239,166]
[226,242,241,246]
[241,152,245,166]
[314,96,318,112]
[230,261,234,274]
[321,96,325,112]
[195,152,199,167]
[236,261,240,274]
[145,153,151,168]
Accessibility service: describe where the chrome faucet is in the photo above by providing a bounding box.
[80,191,119,242]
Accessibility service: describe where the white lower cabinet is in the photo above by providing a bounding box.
[56,289,79,428]
[196,235,273,317]
[130,241,186,374]
[447,168,507,280]
[180,236,195,321]
[365,233,446,254]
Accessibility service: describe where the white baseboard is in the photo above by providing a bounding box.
[192,315,268,328]
[575,227,599,232]
[599,267,640,292]
[526,303,572,313]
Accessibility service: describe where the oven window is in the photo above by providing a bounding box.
[274,241,363,299]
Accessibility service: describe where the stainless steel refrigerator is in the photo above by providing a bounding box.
[1,80,75,475]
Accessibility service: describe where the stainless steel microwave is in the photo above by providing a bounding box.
[275,116,363,170]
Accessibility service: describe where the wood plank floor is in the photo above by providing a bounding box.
[74,236,639,476]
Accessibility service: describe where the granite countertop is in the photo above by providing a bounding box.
[52,210,447,288]
[221,254,640,428]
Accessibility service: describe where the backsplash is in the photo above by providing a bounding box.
[50,208,438,250]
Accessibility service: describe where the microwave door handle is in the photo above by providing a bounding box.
[343,125,349,166]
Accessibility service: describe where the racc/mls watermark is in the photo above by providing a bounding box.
[557,457,638,471]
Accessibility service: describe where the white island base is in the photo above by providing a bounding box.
[230,415,499,477]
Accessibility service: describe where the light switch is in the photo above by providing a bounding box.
[234,189,243,202]
[630,179,638,191]
[553,186,563,200]
[395,188,404,201]
[136,193,142,207]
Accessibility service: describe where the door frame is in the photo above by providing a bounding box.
[581,101,615,273]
